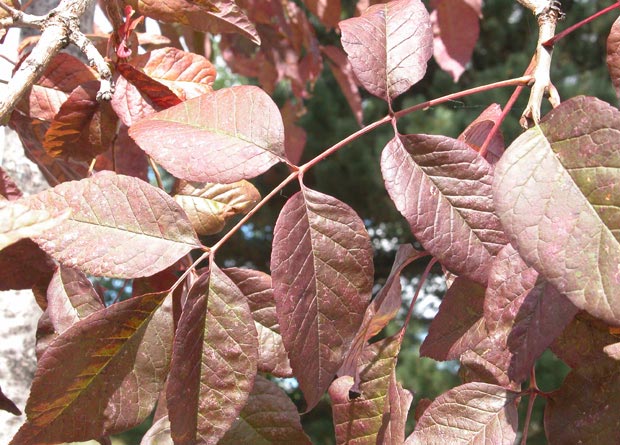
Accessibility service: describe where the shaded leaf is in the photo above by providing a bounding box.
[0,385,21,416]
[95,125,150,182]
[545,370,620,444]
[167,266,258,445]
[125,0,260,45]
[431,0,480,82]
[459,337,515,389]
[173,180,260,236]
[116,63,183,109]
[376,371,413,445]
[223,267,292,377]
[406,382,518,444]
[27,171,201,278]
[322,45,363,126]
[0,239,56,291]
[0,168,22,200]
[339,0,433,101]
[0,200,69,250]
[10,292,173,445]
[420,276,487,361]
[219,375,312,444]
[493,96,620,325]
[303,0,341,28]
[457,103,505,164]
[607,16,620,99]
[271,185,374,410]
[129,85,286,183]
[329,336,401,445]
[382,134,506,285]
[141,416,172,445]
[43,81,118,162]
[281,100,307,165]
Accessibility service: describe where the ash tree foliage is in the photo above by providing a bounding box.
[2,0,620,443]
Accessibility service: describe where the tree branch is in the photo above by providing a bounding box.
[0,0,112,124]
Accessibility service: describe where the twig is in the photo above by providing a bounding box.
[544,2,620,48]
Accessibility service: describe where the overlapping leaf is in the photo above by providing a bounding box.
[129,85,286,183]
[382,134,506,284]
[116,63,183,109]
[431,0,480,82]
[0,239,56,291]
[125,0,260,44]
[329,336,401,445]
[167,266,258,445]
[219,375,311,444]
[406,382,518,444]
[0,200,69,250]
[0,168,22,200]
[271,185,374,410]
[173,180,260,236]
[458,103,505,164]
[26,171,201,278]
[339,0,433,102]
[376,372,413,444]
[10,291,173,445]
[607,16,620,99]
[493,96,620,325]
[223,267,292,377]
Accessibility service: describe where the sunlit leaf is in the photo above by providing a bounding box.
[329,336,401,445]
[382,134,506,284]
[0,200,69,250]
[431,0,480,82]
[173,180,260,236]
[26,171,201,278]
[406,382,518,444]
[167,266,258,445]
[129,85,286,183]
[493,96,620,325]
[420,276,487,361]
[10,292,173,445]
[339,0,433,101]
[223,267,292,377]
[271,185,374,410]
[116,63,183,109]
[219,375,312,444]
[141,416,172,445]
[125,0,260,44]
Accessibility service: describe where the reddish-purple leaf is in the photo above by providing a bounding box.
[26,171,201,278]
[493,96,620,325]
[322,45,363,126]
[0,168,22,200]
[545,370,620,444]
[0,386,21,416]
[129,85,286,183]
[484,244,577,382]
[406,382,518,444]
[303,0,341,28]
[167,266,258,445]
[340,244,426,389]
[431,0,480,82]
[281,101,307,165]
[271,185,374,410]
[43,81,118,162]
[457,103,505,164]
[0,200,69,250]
[420,276,487,361]
[607,16,620,99]
[46,266,105,334]
[111,73,159,127]
[10,292,173,445]
[126,0,260,44]
[459,337,515,389]
[339,0,433,101]
[329,336,401,445]
[382,134,506,284]
[95,125,149,182]
[173,180,261,236]
[376,371,413,445]
[223,267,292,377]
[219,375,312,444]
[116,63,183,109]
[0,239,56,291]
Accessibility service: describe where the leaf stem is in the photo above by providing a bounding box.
[520,366,539,445]
[393,76,533,120]
[400,257,438,338]
[543,1,620,48]
[148,157,164,190]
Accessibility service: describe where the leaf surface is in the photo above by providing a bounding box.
[10,291,173,445]
[322,45,363,126]
[458,103,505,164]
[173,180,260,236]
[167,266,258,445]
[339,0,433,101]
[382,134,506,284]
[0,385,20,416]
[493,96,620,325]
[27,171,201,278]
[0,200,69,250]
[271,185,374,410]
[129,85,286,183]
[376,372,413,445]
[223,267,292,377]
[219,375,312,444]
[607,16,620,99]
[0,239,55,291]
[303,0,341,28]
[406,382,518,444]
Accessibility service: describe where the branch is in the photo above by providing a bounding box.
[0,0,112,124]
